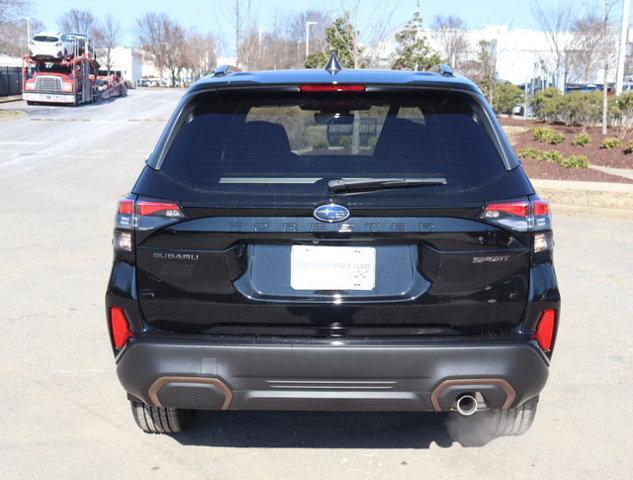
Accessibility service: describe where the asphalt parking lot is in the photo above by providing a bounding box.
[1,89,632,479]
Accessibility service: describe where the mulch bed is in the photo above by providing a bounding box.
[499,117,633,183]
[519,156,633,183]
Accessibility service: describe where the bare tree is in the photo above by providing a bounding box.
[162,20,187,87]
[235,9,332,70]
[334,0,402,68]
[290,9,331,65]
[182,32,218,81]
[58,8,99,36]
[136,12,171,82]
[0,0,43,56]
[99,14,121,73]
[461,40,497,103]
[133,14,188,86]
[0,0,27,22]
[430,15,469,69]
[530,0,575,89]
[568,14,605,83]
[214,0,252,64]
[1,16,43,56]
[600,0,619,134]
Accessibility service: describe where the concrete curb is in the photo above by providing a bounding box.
[0,95,22,104]
[532,179,633,210]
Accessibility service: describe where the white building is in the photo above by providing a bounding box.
[0,55,22,67]
[374,25,616,86]
[105,47,142,84]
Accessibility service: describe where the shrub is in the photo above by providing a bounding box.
[532,126,554,142]
[517,147,544,160]
[532,125,565,144]
[561,154,589,169]
[601,137,622,149]
[548,130,565,144]
[542,150,565,164]
[625,141,633,154]
[561,92,602,126]
[312,140,328,150]
[530,89,607,126]
[517,147,588,169]
[493,82,524,115]
[571,132,592,147]
[530,88,562,122]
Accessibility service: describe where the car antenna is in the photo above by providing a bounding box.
[325,52,342,75]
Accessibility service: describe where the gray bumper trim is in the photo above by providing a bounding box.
[116,340,549,412]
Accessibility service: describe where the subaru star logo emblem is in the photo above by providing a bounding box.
[313,204,350,223]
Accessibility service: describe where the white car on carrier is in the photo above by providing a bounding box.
[29,32,75,60]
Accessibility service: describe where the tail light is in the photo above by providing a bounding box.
[533,309,557,352]
[113,196,185,254]
[109,307,133,349]
[300,84,366,93]
[478,198,554,256]
[62,81,74,93]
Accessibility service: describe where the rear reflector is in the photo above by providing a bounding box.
[533,309,556,352]
[117,198,134,215]
[109,307,133,349]
[300,84,366,93]
[533,199,550,216]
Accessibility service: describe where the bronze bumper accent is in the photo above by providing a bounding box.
[147,376,233,409]
[430,378,516,411]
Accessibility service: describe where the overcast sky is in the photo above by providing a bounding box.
[30,0,625,53]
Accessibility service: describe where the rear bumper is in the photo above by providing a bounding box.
[116,340,549,412]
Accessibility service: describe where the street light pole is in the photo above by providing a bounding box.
[615,0,631,95]
[20,16,30,51]
[305,21,317,59]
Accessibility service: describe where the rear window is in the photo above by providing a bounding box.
[33,36,59,42]
[158,90,508,199]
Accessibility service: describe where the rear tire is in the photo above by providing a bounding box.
[448,396,539,446]
[130,400,195,434]
[488,395,539,436]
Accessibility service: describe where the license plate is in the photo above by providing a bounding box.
[291,245,376,291]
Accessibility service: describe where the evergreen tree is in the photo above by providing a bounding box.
[391,10,441,71]
[305,14,363,68]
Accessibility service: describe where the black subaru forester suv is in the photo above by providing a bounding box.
[107,59,559,442]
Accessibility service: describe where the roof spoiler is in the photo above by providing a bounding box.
[435,64,454,77]
[213,64,241,77]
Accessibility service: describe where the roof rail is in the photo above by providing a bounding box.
[436,64,454,77]
[213,64,241,77]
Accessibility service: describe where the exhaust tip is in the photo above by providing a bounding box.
[455,394,478,416]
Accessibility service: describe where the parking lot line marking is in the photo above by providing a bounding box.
[30,118,91,122]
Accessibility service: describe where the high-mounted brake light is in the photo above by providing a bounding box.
[533,309,557,352]
[109,307,133,349]
[300,84,366,93]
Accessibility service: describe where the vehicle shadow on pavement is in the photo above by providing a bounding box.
[172,411,467,448]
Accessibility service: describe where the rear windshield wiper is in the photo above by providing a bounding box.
[327,177,447,193]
